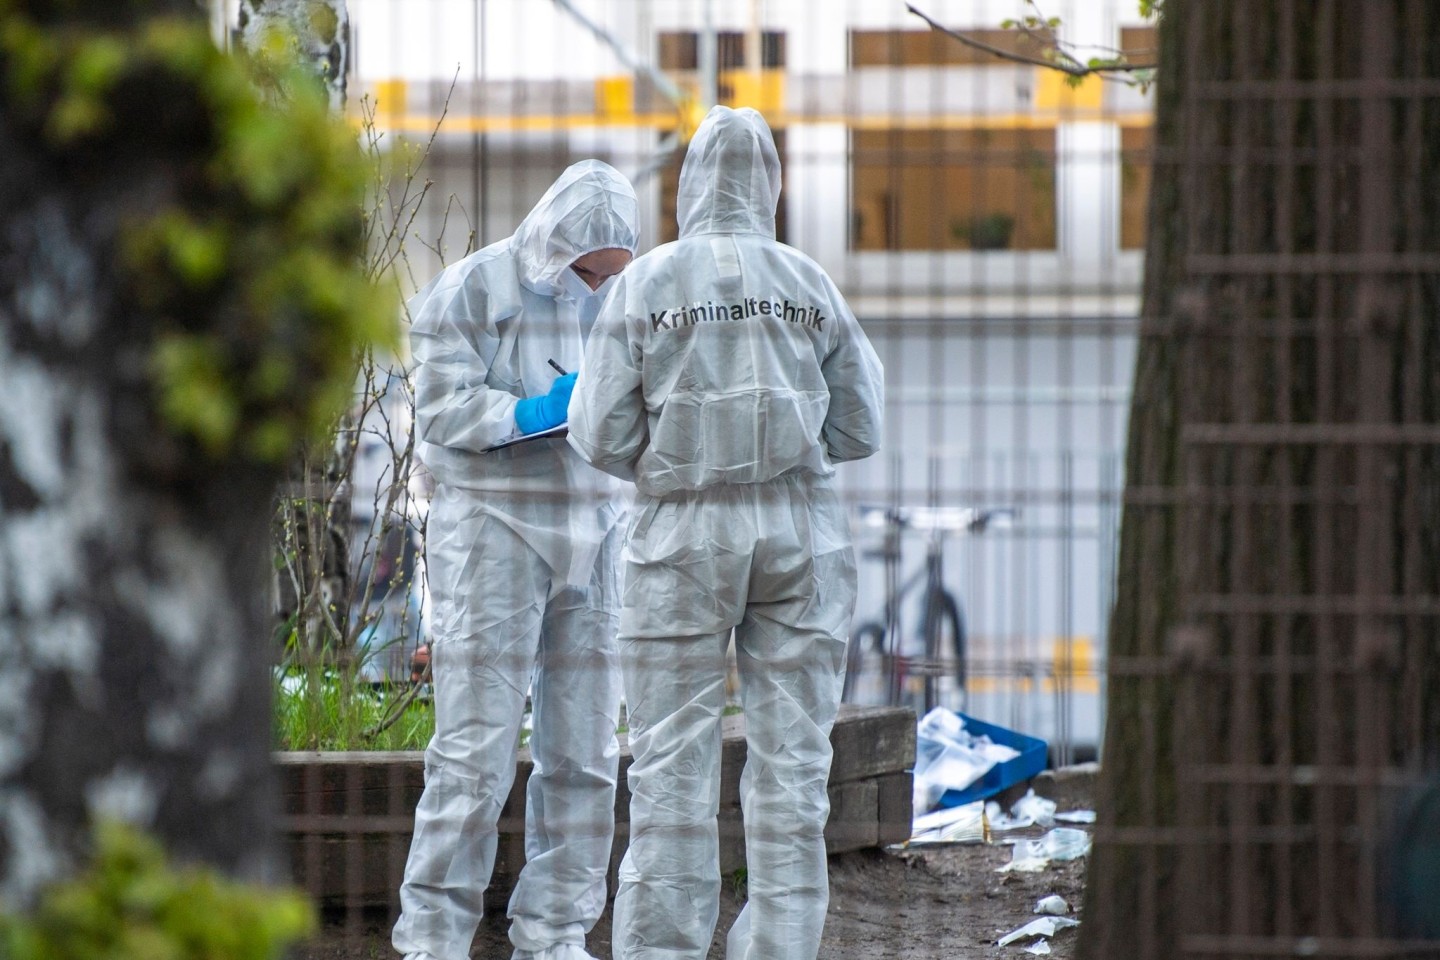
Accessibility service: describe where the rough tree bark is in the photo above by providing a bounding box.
[1081,1,1440,955]
[0,134,279,911]
[0,0,380,907]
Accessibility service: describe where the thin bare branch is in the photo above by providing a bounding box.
[906,3,1156,77]
[905,4,1086,75]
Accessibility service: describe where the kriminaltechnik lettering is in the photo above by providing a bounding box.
[649,297,825,333]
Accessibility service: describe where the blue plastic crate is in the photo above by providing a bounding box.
[935,711,1049,809]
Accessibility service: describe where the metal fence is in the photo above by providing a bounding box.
[236,1,1440,956]
[267,0,1153,949]
[318,0,1155,760]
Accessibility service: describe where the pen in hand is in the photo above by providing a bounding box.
[547,359,569,376]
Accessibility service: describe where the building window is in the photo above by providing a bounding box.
[658,30,786,71]
[658,130,788,245]
[1120,125,1153,250]
[851,128,1058,251]
[849,28,1040,67]
[1118,26,1159,68]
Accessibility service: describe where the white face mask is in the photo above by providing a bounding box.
[592,273,619,300]
[559,266,600,302]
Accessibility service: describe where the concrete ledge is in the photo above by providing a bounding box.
[279,704,916,907]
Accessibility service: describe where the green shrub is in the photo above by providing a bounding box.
[0,821,314,960]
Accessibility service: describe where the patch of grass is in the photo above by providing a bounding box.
[729,866,748,899]
[273,670,434,751]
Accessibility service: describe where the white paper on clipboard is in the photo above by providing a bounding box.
[483,423,569,452]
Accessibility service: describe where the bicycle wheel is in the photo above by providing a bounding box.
[921,590,967,712]
[843,621,888,704]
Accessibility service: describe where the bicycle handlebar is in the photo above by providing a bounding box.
[856,504,1018,534]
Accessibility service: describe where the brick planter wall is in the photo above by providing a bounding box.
[277,704,916,908]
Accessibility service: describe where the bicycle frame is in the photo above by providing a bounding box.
[846,506,1014,713]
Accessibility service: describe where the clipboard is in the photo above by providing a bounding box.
[483,423,569,452]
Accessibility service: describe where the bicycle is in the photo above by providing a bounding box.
[843,505,1017,715]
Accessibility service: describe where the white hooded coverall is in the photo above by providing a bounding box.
[393,160,639,960]
[568,108,885,960]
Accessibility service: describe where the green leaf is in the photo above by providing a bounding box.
[66,35,127,96]
[1,19,61,104]
[153,336,240,454]
[162,217,229,289]
[46,93,108,142]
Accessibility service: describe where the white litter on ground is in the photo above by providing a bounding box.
[998,828,1092,873]
[997,916,1080,947]
[987,789,1058,831]
[1033,894,1069,915]
[908,799,988,844]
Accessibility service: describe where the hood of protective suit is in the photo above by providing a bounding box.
[512,159,640,296]
[677,106,781,239]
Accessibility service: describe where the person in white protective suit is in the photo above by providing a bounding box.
[392,160,639,960]
[568,107,885,960]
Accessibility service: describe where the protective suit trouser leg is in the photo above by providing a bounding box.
[394,511,621,960]
[613,478,856,960]
[725,594,849,960]
[392,513,542,960]
[509,528,623,959]
[612,632,730,960]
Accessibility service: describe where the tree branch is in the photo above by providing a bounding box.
[906,4,1156,78]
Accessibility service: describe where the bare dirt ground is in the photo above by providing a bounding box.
[297,819,1089,960]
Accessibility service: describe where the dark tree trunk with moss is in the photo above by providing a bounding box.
[1080,1,1440,955]
[0,1,387,907]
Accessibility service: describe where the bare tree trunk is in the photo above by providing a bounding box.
[0,97,280,908]
[1081,1,1440,955]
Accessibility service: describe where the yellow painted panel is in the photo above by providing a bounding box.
[1050,636,1099,693]
[961,637,1099,695]
[371,78,408,116]
[968,676,1038,695]
[1033,67,1103,113]
[595,75,634,118]
[721,69,785,114]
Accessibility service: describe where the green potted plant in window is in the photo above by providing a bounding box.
[955,212,1016,250]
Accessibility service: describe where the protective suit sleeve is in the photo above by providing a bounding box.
[568,282,646,481]
[409,281,520,452]
[819,293,884,463]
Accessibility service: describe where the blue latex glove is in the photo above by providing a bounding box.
[513,372,577,435]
